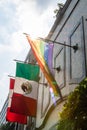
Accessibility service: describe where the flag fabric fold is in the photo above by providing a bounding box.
[6,78,27,124]
[25,35,62,97]
[44,42,54,74]
[6,107,27,124]
[10,62,39,116]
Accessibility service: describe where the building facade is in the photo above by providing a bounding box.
[0,0,87,130]
[0,97,8,125]
[31,0,87,129]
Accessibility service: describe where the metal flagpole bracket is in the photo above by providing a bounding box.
[53,66,61,73]
[72,43,78,53]
[39,37,78,53]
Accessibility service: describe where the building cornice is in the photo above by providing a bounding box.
[47,0,72,39]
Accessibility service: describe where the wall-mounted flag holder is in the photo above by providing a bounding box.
[39,37,78,53]
[53,66,61,73]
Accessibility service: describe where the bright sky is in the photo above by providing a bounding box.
[0,0,66,110]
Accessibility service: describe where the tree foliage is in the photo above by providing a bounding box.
[57,78,87,130]
[54,3,64,17]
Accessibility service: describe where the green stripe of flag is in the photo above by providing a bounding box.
[16,62,40,81]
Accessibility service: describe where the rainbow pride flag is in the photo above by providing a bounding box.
[25,35,62,97]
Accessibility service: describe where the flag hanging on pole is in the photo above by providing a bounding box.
[16,62,40,82]
[25,34,62,97]
[6,78,27,124]
[10,62,39,116]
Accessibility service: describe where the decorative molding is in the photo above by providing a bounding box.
[69,16,86,84]
[40,74,51,118]
[54,45,66,89]
[36,96,67,130]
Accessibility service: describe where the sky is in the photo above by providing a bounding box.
[0,0,66,110]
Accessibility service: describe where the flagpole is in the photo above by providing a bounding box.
[13,59,38,66]
[8,75,15,78]
[8,75,47,86]
[39,37,78,52]
[23,33,78,52]
[14,59,27,63]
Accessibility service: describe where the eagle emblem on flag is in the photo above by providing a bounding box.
[21,81,32,94]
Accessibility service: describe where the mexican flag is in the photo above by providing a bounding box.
[10,62,39,117]
[6,78,27,124]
